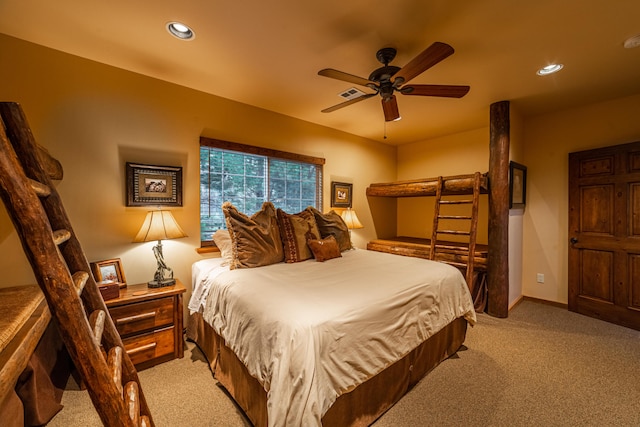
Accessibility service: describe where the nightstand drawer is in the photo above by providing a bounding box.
[122,325,175,366]
[109,296,174,336]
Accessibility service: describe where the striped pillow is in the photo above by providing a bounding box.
[277,208,320,263]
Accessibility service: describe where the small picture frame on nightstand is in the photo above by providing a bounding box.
[90,258,127,288]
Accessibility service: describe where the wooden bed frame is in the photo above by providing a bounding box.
[187,311,468,427]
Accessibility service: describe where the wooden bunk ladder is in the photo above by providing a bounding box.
[429,172,481,287]
[0,102,153,426]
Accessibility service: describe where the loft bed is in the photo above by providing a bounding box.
[0,286,69,426]
[366,172,489,311]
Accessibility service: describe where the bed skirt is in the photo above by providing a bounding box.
[187,312,468,427]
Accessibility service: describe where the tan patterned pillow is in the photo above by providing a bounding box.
[307,207,352,252]
[307,235,342,262]
[222,201,284,269]
[277,208,320,263]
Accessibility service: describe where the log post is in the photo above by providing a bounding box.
[488,101,510,317]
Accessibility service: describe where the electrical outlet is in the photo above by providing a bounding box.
[536,273,545,283]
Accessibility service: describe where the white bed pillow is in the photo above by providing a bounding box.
[212,229,233,265]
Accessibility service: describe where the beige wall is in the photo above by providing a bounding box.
[509,106,525,307]
[4,33,640,311]
[396,127,490,244]
[522,93,640,303]
[0,35,396,302]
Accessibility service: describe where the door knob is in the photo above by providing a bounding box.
[570,237,578,244]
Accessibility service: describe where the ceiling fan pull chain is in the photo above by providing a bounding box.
[383,121,387,139]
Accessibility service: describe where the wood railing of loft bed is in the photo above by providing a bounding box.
[365,173,488,197]
[367,236,488,271]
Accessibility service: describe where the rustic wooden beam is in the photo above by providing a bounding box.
[0,108,63,181]
[487,101,510,318]
[367,173,488,197]
[37,145,63,180]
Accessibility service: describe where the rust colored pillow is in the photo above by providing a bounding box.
[307,235,342,262]
[277,208,320,263]
[307,207,352,252]
[222,201,284,269]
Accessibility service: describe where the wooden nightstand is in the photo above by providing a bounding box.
[105,279,186,370]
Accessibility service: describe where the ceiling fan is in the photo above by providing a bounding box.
[318,42,470,122]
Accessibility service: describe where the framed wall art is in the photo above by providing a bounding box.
[331,181,352,208]
[509,161,527,209]
[90,258,127,288]
[126,163,182,207]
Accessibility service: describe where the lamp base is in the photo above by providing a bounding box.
[147,278,176,288]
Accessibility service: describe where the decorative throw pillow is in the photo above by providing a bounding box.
[222,201,284,269]
[276,208,320,263]
[307,207,353,252]
[212,229,233,265]
[307,235,342,262]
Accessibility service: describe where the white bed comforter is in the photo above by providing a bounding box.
[190,249,476,427]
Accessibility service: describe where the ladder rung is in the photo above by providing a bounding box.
[89,310,106,345]
[107,346,123,395]
[28,178,51,197]
[125,381,140,425]
[72,271,89,296]
[439,200,473,205]
[52,229,71,245]
[438,215,472,220]
[436,230,471,236]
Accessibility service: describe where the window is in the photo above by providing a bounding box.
[199,137,324,245]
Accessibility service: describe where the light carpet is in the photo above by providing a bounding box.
[48,300,640,426]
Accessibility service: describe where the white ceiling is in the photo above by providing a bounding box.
[1,0,639,145]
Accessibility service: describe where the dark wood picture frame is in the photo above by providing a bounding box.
[331,181,352,208]
[509,161,527,209]
[90,258,127,288]
[126,163,183,207]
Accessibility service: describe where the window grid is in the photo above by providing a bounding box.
[200,144,323,244]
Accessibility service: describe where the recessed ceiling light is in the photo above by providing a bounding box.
[536,64,563,76]
[623,34,640,49]
[166,22,194,40]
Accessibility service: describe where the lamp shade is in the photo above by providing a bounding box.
[133,210,187,243]
[341,208,364,230]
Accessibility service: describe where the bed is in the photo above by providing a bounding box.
[186,203,476,427]
[0,285,69,426]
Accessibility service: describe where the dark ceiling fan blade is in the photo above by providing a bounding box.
[318,68,374,87]
[381,95,400,122]
[321,93,377,113]
[392,42,455,86]
[401,84,470,98]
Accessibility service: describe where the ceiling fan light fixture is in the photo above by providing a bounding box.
[536,64,563,76]
[166,22,195,40]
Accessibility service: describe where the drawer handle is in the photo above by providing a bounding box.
[126,342,157,355]
[116,311,156,325]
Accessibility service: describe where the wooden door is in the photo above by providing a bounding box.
[569,141,640,331]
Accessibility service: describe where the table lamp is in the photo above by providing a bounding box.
[341,207,364,235]
[133,210,187,288]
